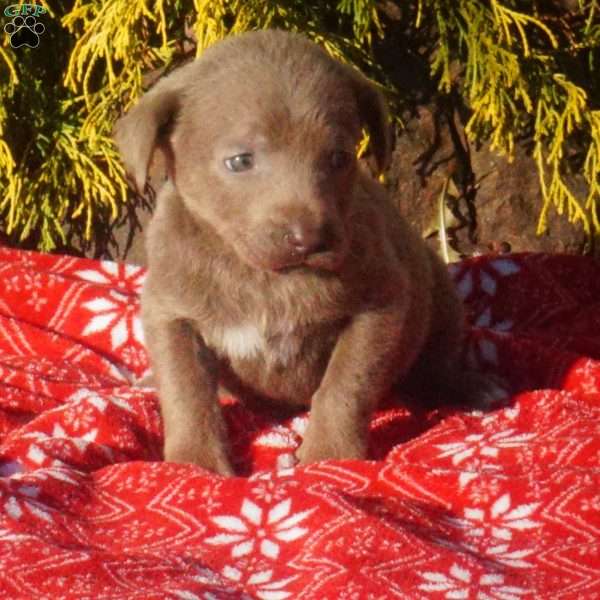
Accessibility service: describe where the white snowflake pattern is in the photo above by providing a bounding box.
[197,482,226,514]
[221,564,298,600]
[205,497,315,560]
[80,290,143,350]
[51,422,111,457]
[250,478,297,504]
[419,563,531,599]
[173,590,246,600]
[3,484,55,524]
[18,416,113,467]
[444,493,541,568]
[4,270,55,310]
[25,289,48,312]
[120,344,148,370]
[581,494,600,512]
[4,273,22,293]
[436,429,536,467]
[75,261,146,294]
[451,258,520,334]
[63,397,98,432]
[451,258,520,302]
[22,271,51,291]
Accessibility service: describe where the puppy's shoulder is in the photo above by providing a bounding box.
[143,183,211,293]
[348,171,441,324]
[353,171,431,267]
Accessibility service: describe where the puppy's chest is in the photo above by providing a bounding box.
[202,319,306,366]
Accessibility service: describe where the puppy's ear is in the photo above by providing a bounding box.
[113,76,182,194]
[347,69,393,174]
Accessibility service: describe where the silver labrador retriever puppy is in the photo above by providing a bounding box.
[114,29,478,475]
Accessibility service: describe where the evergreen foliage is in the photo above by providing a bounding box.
[0,1,598,253]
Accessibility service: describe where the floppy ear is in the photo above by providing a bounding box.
[113,75,183,194]
[347,68,393,174]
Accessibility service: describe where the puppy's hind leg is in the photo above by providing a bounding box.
[407,253,510,410]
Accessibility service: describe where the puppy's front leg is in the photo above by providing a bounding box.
[297,305,419,464]
[143,311,233,475]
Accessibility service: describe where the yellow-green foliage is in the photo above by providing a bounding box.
[0,0,383,252]
[1,3,125,250]
[0,1,598,252]
[419,0,600,235]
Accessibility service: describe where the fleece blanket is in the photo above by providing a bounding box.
[0,247,598,600]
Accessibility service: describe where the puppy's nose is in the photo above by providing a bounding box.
[284,221,335,255]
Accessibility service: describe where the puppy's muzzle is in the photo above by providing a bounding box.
[283,221,336,257]
[274,218,346,272]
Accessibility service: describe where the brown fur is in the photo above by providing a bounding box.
[114,30,468,475]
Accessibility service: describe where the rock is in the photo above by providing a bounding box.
[469,144,588,255]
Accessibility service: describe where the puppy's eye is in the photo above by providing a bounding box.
[329,150,354,171]
[224,153,254,172]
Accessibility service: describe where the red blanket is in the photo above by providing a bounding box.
[0,248,598,599]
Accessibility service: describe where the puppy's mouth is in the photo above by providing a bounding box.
[235,238,348,274]
[301,249,346,272]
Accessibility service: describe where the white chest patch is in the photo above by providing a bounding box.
[210,320,303,367]
[219,323,266,360]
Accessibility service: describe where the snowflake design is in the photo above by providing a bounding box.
[25,289,48,312]
[75,261,146,294]
[80,290,143,350]
[3,484,55,524]
[221,563,297,600]
[451,258,520,332]
[205,497,315,560]
[436,429,536,467]
[120,344,148,370]
[63,399,96,432]
[3,273,22,293]
[22,271,49,291]
[451,258,520,302]
[4,269,55,301]
[51,422,105,456]
[419,563,530,599]
[18,466,80,487]
[197,482,225,514]
[250,481,290,504]
[444,493,541,568]
[249,470,299,504]
[581,495,600,512]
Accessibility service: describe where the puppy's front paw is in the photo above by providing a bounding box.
[296,424,366,465]
[164,441,234,476]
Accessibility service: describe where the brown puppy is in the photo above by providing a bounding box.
[114,29,467,475]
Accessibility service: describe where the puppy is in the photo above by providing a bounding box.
[114,29,468,475]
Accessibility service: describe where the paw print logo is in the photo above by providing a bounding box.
[4,15,45,48]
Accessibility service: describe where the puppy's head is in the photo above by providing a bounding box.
[114,30,391,272]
